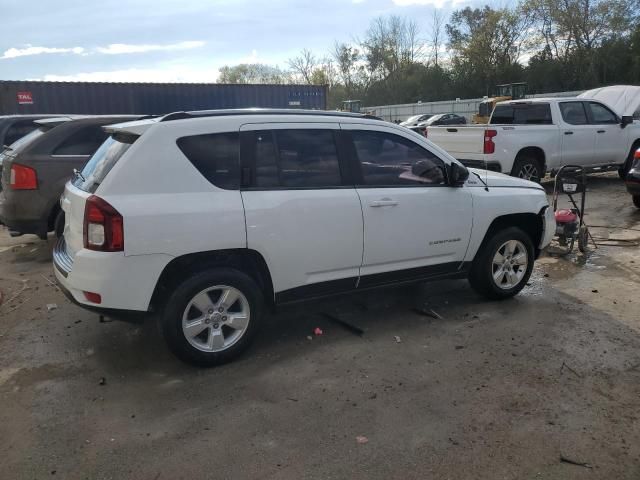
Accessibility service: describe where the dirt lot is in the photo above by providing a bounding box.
[1,174,640,480]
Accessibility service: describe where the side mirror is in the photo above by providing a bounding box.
[449,162,469,187]
[621,115,633,128]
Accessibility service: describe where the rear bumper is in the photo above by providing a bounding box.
[0,190,48,236]
[53,236,173,312]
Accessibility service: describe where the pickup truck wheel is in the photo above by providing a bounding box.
[469,227,535,300]
[511,155,543,182]
[161,268,264,367]
[633,195,640,209]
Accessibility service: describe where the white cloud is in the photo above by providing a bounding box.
[1,45,85,59]
[42,66,220,83]
[96,41,205,55]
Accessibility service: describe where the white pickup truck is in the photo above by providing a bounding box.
[424,86,640,180]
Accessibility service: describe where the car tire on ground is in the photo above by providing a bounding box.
[468,227,535,300]
[633,195,640,209]
[511,154,543,182]
[619,142,640,179]
[161,268,264,367]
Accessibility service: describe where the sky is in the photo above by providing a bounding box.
[0,0,475,83]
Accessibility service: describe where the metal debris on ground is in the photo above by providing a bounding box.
[99,377,107,386]
[320,313,364,336]
[412,306,443,320]
[560,361,582,378]
[46,303,58,312]
[394,336,401,343]
[355,435,369,444]
[560,455,592,469]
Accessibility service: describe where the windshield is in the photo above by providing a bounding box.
[3,126,49,154]
[424,114,444,125]
[403,115,422,124]
[73,133,137,193]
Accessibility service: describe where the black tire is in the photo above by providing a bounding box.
[633,195,640,209]
[161,268,264,367]
[54,211,65,238]
[578,226,588,253]
[619,142,640,179]
[468,227,535,300]
[511,154,543,182]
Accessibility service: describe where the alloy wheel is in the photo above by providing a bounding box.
[181,285,250,352]
[491,240,528,289]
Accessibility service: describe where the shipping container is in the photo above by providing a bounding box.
[0,81,327,115]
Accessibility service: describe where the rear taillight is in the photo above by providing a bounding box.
[422,128,428,138]
[83,195,124,252]
[635,149,640,160]
[9,163,37,190]
[483,129,497,154]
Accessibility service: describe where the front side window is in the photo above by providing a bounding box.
[588,102,618,124]
[250,129,342,188]
[351,130,446,186]
[177,132,240,189]
[560,102,588,125]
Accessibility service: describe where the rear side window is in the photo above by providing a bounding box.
[351,130,446,186]
[560,102,588,125]
[177,132,240,190]
[491,104,552,125]
[4,126,48,152]
[4,120,37,145]
[587,102,618,124]
[249,129,342,188]
[74,133,136,193]
[53,126,109,156]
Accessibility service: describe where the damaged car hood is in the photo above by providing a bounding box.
[578,85,640,118]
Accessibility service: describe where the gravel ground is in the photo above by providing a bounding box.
[1,174,639,479]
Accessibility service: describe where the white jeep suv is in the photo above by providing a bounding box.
[53,110,555,366]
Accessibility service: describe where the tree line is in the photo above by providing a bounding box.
[218,0,640,108]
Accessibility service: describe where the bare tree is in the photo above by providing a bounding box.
[287,49,317,84]
[428,9,446,66]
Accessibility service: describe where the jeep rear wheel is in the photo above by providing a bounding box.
[469,227,535,300]
[161,268,264,366]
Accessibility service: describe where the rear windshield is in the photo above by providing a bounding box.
[73,133,137,193]
[491,104,552,125]
[4,126,49,154]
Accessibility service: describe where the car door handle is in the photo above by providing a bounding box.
[597,130,606,133]
[446,128,458,132]
[564,131,574,135]
[370,199,398,208]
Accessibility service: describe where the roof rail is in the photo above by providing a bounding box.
[159,108,383,122]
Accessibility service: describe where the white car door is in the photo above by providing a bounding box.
[559,101,597,166]
[586,101,628,165]
[341,123,473,286]
[239,123,364,301]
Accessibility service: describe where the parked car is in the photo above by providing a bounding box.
[421,113,467,126]
[423,88,640,180]
[0,115,69,149]
[400,114,434,127]
[0,115,141,238]
[624,148,640,208]
[53,109,555,366]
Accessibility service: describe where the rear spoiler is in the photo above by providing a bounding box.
[34,116,78,127]
[102,117,160,136]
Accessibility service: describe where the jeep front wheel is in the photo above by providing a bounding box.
[469,227,535,300]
